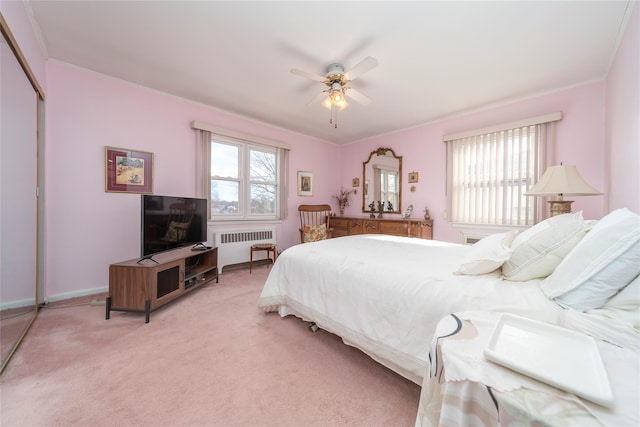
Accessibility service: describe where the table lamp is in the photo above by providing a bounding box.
[525,164,602,217]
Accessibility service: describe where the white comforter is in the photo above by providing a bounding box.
[258,234,563,384]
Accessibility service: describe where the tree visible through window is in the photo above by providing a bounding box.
[249,149,277,215]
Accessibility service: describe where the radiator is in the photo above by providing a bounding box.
[462,232,488,245]
[209,227,277,271]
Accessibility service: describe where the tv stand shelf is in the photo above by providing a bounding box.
[106,246,218,323]
[184,264,216,289]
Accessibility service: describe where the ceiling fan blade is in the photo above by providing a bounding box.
[291,68,327,82]
[307,90,329,106]
[344,56,378,80]
[344,87,372,105]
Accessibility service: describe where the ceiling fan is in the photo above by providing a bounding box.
[291,56,378,128]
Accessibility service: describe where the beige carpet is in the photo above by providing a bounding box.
[0,265,420,426]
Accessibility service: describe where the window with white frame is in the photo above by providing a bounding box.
[192,122,289,221]
[445,113,562,227]
[211,139,280,218]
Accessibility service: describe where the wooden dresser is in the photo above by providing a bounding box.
[328,216,433,240]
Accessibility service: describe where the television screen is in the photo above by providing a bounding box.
[141,195,208,257]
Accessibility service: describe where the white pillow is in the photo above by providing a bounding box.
[586,274,640,328]
[540,208,640,311]
[502,212,588,281]
[455,231,516,275]
[555,240,640,311]
[603,273,640,310]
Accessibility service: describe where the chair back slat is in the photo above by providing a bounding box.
[298,204,332,243]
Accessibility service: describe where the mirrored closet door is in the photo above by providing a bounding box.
[1,15,45,374]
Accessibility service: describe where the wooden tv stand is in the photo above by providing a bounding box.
[106,246,218,323]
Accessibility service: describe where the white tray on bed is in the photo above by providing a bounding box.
[484,313,613,407]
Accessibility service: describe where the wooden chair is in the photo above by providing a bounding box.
[298,204,333,243]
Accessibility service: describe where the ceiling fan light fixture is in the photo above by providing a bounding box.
[325,85,348,127]
[330,89,347,107]
[291,56,378,128]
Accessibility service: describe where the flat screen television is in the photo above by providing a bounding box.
[141,195,208,257]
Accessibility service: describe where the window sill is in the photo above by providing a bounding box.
[209,219,283,226]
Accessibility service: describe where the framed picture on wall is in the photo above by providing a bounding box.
[105,146,154,193]
[297,171,313,196]
[408,171,419,183]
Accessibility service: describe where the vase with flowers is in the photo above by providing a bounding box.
[334,186,352,215]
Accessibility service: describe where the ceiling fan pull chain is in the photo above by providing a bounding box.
[329,105,338,128]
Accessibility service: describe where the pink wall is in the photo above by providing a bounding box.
[341,82,608,243]
[606,2,640,213]
[44,62,340,299]
[3,1,638,301]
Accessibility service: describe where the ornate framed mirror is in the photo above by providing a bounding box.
[361,148,402,213]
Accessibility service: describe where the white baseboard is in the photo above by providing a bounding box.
[0,297,37,311]
[45,286,108,304]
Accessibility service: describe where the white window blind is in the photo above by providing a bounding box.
[445,113,561,226]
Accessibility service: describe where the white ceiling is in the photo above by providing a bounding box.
[27,1,632,144]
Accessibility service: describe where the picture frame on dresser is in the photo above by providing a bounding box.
[105,146,154,193]
[297,171,313,196]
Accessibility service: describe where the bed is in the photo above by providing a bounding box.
[257,234,564,384]
[257,208,639,424]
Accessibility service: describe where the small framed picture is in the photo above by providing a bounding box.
[105,146,154,193]
[352,177,360,187]
[408,171,419,183]
[297,171,313,196]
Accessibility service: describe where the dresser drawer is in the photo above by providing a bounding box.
[329,217,349,238]
[348,219,363,234]
[415,221,433,239]
[362,220,379,234]
[379,221,409,236]
[329,217,349,229]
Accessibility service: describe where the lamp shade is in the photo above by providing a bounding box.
[525,165,602,196]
